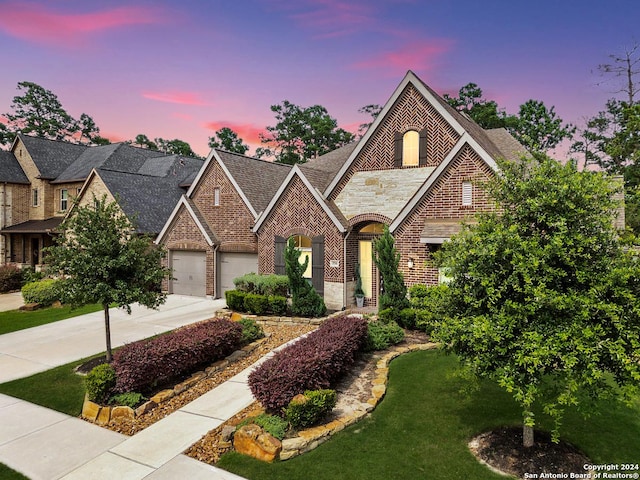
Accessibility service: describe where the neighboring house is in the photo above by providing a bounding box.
[158,71,526,308]
[156,150,291,297]
[0,134,203,267]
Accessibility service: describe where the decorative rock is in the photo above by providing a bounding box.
[221,425,236,442]
[282,437,307,451]
[19,303,40,311]
[150,389,174,404]
[135,400,157,416]
[111,406,135,421]
[233,424,282,462]
[206,359,229,374]
[96,406,111,425]
[279,449,299,461]
[372,384,386,399]
[226,350,247,362]
[81,399,101,421]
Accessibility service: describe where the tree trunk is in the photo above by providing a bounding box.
[103,303,113,363]
[523,424,534,448]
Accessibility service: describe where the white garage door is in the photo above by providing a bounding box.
[219,252,259,297]
[170,250,206,297]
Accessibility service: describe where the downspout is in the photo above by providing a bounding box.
[1,183,5,263]
[342,227,352,310]
[213,244,219,299]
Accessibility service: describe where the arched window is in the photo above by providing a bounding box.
[402,130,419,166]
[359,222,385,234]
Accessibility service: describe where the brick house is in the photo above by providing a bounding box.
[0,134,203,267]
[158,71,525,308]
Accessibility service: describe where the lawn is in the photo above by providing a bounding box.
[0,303,103,335]
[0,463,29,480]
[0,354,97,416]
[218,350,640,480]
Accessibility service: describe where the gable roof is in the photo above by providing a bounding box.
[155,196,218,246]
[253,165,348,233]
[0,150,29,184]
[16,134,87,179]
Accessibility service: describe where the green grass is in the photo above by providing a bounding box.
[0,304,103,335]
[0,354,100,416]
[218,350,640,480]
[0,463,29,480]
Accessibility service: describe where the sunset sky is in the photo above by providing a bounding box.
[0,0,637,157]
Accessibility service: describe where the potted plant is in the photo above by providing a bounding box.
[354,263,365,308]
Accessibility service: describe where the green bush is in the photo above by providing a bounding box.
[239,318,264,343]
[268,295,288,315]
[109,392,145,408]
[397,308,417,329]
[284,389,337,429]
[409,284,450,334]
[225,289,246,311]
[21,279,61,306]
[0,265,24,293]
[377,308,394,324]
[234,273,289,296]
[21,267,44,284]
[365,320,405,351]
[85,363,116,404]
[238,413,289,440]
[291,286,326,318]
[244,293,269,315]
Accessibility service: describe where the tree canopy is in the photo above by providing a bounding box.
[433,156,640,447]
[257,100,354,165]
[45,196,170,362]
[1,81,109,147]
[208,127,249,154]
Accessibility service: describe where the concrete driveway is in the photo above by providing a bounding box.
[0,292,24,312]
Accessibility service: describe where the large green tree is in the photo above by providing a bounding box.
[257,100,354,165]
[45,196,171,362]
[444,83,518,130]
[434,157,640,447]
[208,127,249,154]
[155,137,200,158]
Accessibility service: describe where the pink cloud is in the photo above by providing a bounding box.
[203,121,266,146]
[142,91,211,106]
[0,2,165,46]
[353,39,453,75]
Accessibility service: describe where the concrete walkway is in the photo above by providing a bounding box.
[0,295,225,383]
[0,292,24,312]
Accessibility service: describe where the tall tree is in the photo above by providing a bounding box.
[357,104,382,137]
[2,81,79,145]
[208,127,249,154]
[512,100,575,153]
[257,100,354,165]
[444,83,517,130]
[78,113,110,145]
[372,225,409,311]
[45,196,171,362]
[133,133,158,150]
[155,137,200,158]
[434,156,640,447]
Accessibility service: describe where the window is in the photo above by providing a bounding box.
[292,235,312,279]
[60,189,68,211]
[462,181,472,206]
[214,188,220,206]
[32,188,39,207]
[359,222,385,234]
[402,130,419,166]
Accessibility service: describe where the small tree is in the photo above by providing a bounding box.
[434,156,640,447]
[45,196,171,362]
[372,225,409,311]
[284,238,325,317]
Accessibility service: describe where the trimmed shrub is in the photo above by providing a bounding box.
[0,265,24,293]
[113,319,242,394]
[268,295,288,315]
[238,413,288,440]
[225,289,246,311]
[397,308,417,329]
[234,273,289,296]
[109,392,145,408]
[284,389,337,429]
[85,363,116,404]
[364,320,405,351]
[291,286,326,318]
[249,315,368,413]
[239,318,264,344]
[21,279,61,306]
[244,293,269,315]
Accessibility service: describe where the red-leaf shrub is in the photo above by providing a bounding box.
[113,319,242,394]
[249,315,368,413]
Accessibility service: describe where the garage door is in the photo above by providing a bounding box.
[170,250,206,297]
[219,252,259,297]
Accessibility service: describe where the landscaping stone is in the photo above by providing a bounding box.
[135,400,157,416]
[233,424,282,462]
[19,303,40,311]
[96,406,111,425]
[220,425,236,442]
[150,389,174,404]
[81,399,101,422]
[111,406,135,421]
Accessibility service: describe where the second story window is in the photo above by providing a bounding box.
[60,189,69,211]
[394,129,427,167]
[32,188,39,207]
[214,187,220,206]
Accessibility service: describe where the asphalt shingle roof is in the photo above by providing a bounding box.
[0,150,29,184]
[216,150,292,214]
[300,143,357,192]
[52,143,121,183]
[18,135,87,179]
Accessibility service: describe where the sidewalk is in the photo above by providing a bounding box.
[0,292,24,312]
[0,320,306,480]
[0,295,225,383]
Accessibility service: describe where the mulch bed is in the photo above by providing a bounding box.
[469,426,592,479]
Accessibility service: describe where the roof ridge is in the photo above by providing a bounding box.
[217,149,293,169]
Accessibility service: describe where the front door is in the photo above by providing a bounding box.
[359,240,373,302]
